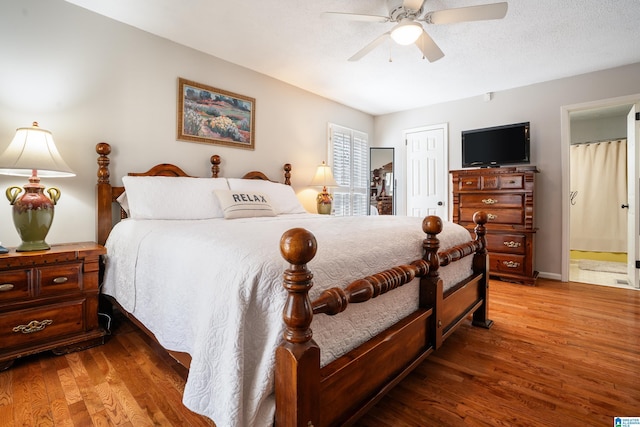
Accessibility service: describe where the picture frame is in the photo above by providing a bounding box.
[177,78,255,150]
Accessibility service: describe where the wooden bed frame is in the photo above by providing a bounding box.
[95,142,492,427]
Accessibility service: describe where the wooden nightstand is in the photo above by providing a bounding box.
[0,242,107,370]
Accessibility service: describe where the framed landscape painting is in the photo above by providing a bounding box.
[177,78,255,150]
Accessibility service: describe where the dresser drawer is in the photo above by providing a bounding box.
[459,193,523,209]
[459,176,480,190]
[486,233,526,254]
[0,270,31,302]
[481,176,499,189]
[0,300,85,349]
[460,207,524,226]
[499,174,524,189]
[491,253,526,275]
[38,263,82,296]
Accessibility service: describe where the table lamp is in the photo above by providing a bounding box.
[310,161,338,215]
[0,122,75,251]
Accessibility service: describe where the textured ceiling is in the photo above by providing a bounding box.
[65,0,640,116]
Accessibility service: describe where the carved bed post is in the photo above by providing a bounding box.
[471,211,493,329]
[96,142,112,246]
[420,216,445,349]
[276,228,320,427]
[210,155,221,178]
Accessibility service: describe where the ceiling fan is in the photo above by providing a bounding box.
[325,0,508,62]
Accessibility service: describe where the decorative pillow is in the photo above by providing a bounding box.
[116,191,130,216]
[121,176,229,219]
[227,178,306,214]
[214,190,276,219]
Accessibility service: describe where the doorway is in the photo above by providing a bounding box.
[561,95,640,289]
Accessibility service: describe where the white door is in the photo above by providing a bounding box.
[627,104,640,288]
[405,124,448,219]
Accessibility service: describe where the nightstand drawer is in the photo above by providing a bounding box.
[38,263,82,296]
[0,300,85,348]
[0,270,31,302]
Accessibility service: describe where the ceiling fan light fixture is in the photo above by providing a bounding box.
[390,19,422,45]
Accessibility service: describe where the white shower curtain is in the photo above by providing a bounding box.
[570,139,627,252]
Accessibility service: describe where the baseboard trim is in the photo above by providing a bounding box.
[537,271,562,281]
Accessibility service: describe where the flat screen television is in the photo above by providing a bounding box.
[461,122,530,168]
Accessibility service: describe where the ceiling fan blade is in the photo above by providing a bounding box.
[323,11,389,23]
[348,32,391,62]
[424,2,508,25]
[415,30,444,62]
[402,0,425,12]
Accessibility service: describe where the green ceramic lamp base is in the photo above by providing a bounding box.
[6,181,60,253]
[16,240,51,252]
[317,202,332,215]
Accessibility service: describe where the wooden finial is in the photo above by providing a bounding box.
[210,154,221,178]
[283,163,292,186]
[96,142,111,184]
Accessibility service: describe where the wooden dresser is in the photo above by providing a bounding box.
[0,242,107,370]
[450,166,539,285]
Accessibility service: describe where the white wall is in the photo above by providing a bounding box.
[373,63,640,278]
[0,0,373,247]
[571,115,627,144]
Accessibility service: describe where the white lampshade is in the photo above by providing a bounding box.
[310,161,338,188]
[390,19,423,45]
[0,122,75,177]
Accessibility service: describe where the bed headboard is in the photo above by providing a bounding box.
[95,142,292,245]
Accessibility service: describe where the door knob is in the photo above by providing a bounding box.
[437,201,443,206]
[622,204,629,209]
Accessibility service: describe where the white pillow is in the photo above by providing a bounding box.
[227,178,306,214]
[214,190,276,219]
[121,176,229,219]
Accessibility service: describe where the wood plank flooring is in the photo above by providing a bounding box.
[1,278,638,426]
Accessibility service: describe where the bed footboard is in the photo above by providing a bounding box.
[276,213,490,427]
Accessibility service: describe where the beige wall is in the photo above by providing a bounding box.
[0,0,373,247]
[373,63,640,278]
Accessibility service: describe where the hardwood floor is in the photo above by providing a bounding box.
[1,278,638,426]
[355,279,640,427]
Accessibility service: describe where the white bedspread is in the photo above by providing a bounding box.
[102,214,473,427]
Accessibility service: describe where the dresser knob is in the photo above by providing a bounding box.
[52,277,68,284]
[487,213,498,220]
[0,283,14,292]
[482,198,497,205]
[503,241,521,248]
[502,261,520,268]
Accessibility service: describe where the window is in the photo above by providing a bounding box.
[329,123,369,216]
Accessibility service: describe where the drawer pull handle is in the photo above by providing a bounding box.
[502,261,520,268]
[482,198,498,205]
[503,241,521,248]
[52,277,68,284]
[0,283,14,292]
[508,180,516,184]
[13,319,53,334]
[487,213,498,220]
[465,181,473,185]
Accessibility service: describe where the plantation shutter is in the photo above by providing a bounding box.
[329,124,369,216]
